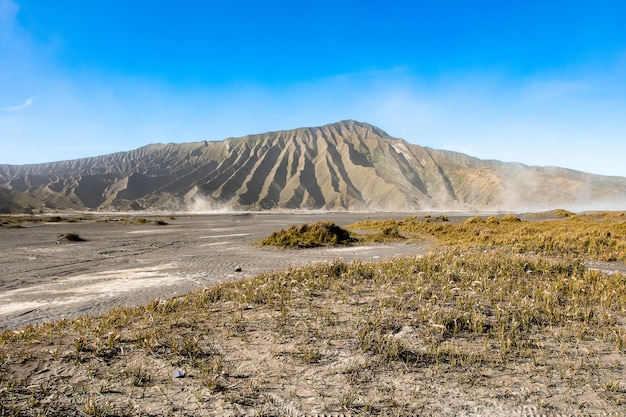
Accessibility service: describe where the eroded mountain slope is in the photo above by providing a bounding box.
[1,120,625,212]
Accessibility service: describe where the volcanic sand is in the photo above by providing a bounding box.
[0,212,430,330]
[4,212,626,416]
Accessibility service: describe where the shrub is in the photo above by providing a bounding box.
[464,216,484,224]
[58,232,86,242]
[553,209,575,217]
[257,221,355,248]
[501,214,521,222]
[368,225,405,242]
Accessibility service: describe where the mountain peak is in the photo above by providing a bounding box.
[242,120,391,141]
[317,120,392,137]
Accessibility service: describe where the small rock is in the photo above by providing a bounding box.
[173,369,185,378]
[235,266,242,272]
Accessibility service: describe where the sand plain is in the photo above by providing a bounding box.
[0,212,430,330]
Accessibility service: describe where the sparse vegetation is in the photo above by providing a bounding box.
[349,211,626,262]
[2,211,626,414]
[96,216,169,225]
[359,224,406,243]
[526,208,576,218]
[256,220,355,248]
[0,188,43,214]
[57,232,86,242]
[0,215,86,226]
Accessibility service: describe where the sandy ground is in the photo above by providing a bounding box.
[0,212,430,330]
[4,212,626,416]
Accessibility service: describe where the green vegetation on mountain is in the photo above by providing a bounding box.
[0,188,42,214]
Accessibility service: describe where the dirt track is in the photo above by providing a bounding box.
[0,212,430,330]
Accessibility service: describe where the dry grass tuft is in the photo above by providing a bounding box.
[256,220,355,248]
[57,232,86,242]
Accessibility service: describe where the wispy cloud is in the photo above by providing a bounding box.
[2,98,34,111]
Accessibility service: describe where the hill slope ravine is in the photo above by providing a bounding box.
[1,120,626,212]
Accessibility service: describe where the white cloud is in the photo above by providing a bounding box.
[2,97,33,111]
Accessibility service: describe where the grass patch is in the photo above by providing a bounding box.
[358,224,406,243]
[96,217,169,225]
[57,232,86,242]
[0,215,86,225]
[349,212,626,262]
[256,220,355,248]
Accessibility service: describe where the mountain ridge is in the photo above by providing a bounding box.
[1,120,625,213]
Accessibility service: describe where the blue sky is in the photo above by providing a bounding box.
[1,1,626,176]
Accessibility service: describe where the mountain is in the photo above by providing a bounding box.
[1,120,625,213]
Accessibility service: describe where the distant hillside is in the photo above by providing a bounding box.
[0,188,43,214]
[1,120,625,212]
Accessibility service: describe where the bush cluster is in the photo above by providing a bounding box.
[256,220,355,248]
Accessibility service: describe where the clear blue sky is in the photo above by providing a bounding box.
[1,1,626,176]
